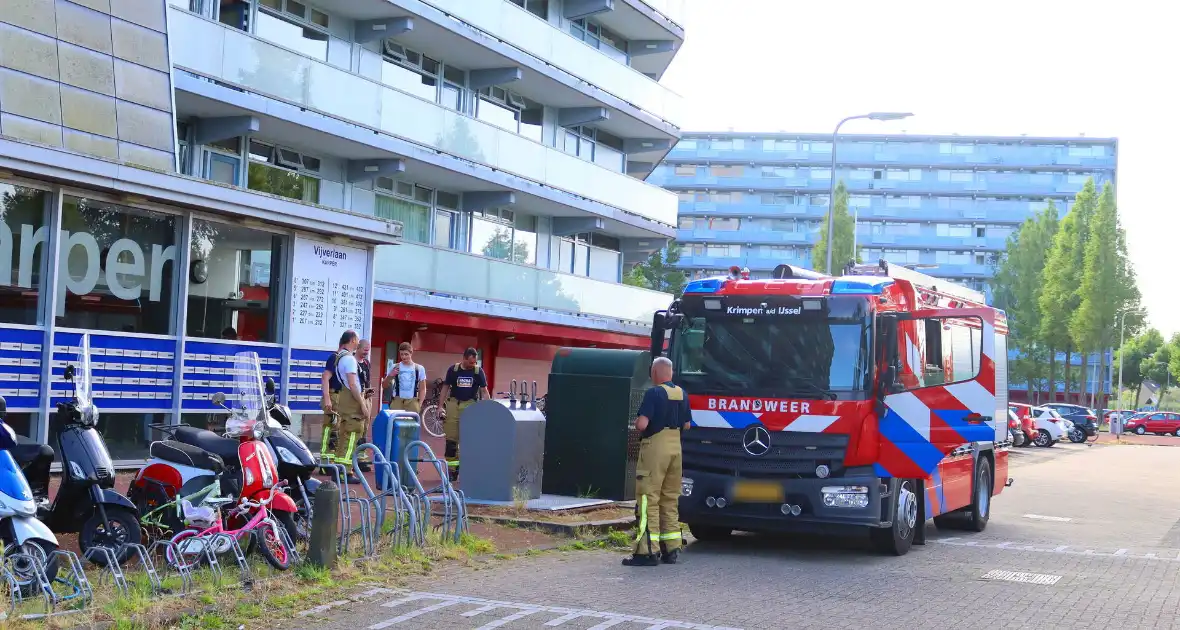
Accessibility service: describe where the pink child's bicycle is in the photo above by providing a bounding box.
[165,484,293,571]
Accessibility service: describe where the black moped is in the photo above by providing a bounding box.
[30,335,143,566]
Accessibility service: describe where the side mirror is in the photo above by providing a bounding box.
[211,392,227,406]
[650,311,667,359]
[884,365,903,395]
[265,378,276,395]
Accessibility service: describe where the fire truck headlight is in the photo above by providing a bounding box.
[703,299,722,311]
[821,485,870,509]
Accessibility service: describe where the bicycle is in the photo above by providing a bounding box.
[166,484,293,571]
[138,479,225,545]
[418,379,447,438]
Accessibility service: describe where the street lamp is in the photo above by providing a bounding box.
[824,112,913,274]
[1115,309,1142,436]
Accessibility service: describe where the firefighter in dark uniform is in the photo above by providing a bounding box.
[624,356,691,567]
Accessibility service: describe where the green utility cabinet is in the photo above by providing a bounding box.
[544,348,652,501]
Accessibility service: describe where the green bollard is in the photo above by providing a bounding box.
[308,481,340,569]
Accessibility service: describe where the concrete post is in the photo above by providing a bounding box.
[308,481,341,568]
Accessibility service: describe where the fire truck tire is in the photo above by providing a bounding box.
[966,458,992,532]
[686,523,732,542]
[870,479,916,556]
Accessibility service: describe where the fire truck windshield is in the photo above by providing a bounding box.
[671,315,872,400]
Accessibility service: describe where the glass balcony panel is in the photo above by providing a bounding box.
[374,242,671,324]
[169,9,677,226]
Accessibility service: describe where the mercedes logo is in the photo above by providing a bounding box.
[742,425,771,456]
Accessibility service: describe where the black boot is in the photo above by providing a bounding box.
[661,548,680,564]
[621,554,659,567]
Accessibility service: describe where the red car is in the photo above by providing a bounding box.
[1008,403,1038,446]
[1124,411,1180,436]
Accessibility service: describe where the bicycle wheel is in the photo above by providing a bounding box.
[256,522,291,570]
[166,529,204,569]
[421,404,446,438]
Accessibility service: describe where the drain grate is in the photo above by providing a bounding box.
[981,570,1062,585]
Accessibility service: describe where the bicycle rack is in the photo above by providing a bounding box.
[1,551,53,618]
[149,540,194,595]
[211,532,253,587]
[403,440,468,544]
[272,519,302,566]
[353,444,419,552]
[321,462,357,555]
[82,546,129,597]
[49,549,93,607]
[119,543,162,595]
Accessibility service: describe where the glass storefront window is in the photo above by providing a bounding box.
[57,197,178,334]
[0,183,50,325]
[187,220,287,343]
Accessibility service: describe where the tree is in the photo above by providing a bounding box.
[1143,344,1174,407]
[810,181,857,273]
[625,242,687,295]
[1117,328,1164,406]
[1071,181,1140,406]
[1040,180,1098,402]
[480,227,531,264]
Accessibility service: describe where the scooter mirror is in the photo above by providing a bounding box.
[211,392,227,406]
[63,365,75,381]
[264,378,276,395]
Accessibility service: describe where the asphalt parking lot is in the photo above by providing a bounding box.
[297,442,1180,630]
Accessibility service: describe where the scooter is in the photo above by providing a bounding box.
[0,396,60,587]
[32,334,142,566]
[139,377,318,540]
[140,352,300,544]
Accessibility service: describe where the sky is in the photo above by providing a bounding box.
[659,0,1177,336]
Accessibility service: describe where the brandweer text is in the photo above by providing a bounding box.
[707,398,812,413]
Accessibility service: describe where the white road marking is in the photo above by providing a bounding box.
[982,569,1062,585]
[937,538,1173,562]
[364,591,744,630]
[370,600,461,628]
[1023,514,1074,522]
[475,609,541,629]
[298,600,351,617]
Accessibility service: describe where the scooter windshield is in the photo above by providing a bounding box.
[226,351,265,436]
[75,334,97,425]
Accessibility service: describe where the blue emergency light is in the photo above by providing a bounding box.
[683,278,725,294]
[829,278,894,295]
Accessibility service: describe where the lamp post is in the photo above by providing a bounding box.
[823,111,913,274]
[1115,309,1140,437]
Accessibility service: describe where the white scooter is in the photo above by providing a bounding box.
[0,396,61,587]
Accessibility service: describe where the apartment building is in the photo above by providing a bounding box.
[650,132,1118,402]
[0,0,684,456]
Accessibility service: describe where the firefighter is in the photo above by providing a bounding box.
[319,330,368,483]
[437,347,490,482]
[624,356,691,567]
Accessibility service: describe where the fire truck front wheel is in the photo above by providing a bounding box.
[686,523,732,542]
[870,479,918,556]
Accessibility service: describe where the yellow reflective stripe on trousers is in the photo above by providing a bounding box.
[658,532,682,541]
[634,495,648,543]
[343,431,359,463]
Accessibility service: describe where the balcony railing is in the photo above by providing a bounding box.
[637,0,688,27]
[422,0,683,126]
[375,241,673,324]
[168,9,678,227]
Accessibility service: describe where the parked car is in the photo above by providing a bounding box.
[1124,411,1180,436]
[1029,406,1067,447]
[1008,409,1026,447]
[1008,403,1039,446]
[1042,403,1099,436]
[1121,412,1151,434]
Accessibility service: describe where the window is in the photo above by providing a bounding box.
[811,168,831,180]
[510,0,548,19]
[1067,173,1090,185]
[759,193,795,205]
[760,166,795,178]
[58,197,179,334]
[762,139,797,151]
[187,219,287,343]
[810,195,829,207]
[935,250,971,265]
[936,223,973,238]
[674,165,697,177]
[941,143,974,154]
[711,139,732,151]
[757,245,794,260]
[937,196,971,210]
[939,170,974,183]
[709,165,743,177]
[677,191,694,202]
[710,191,742,203]
[884,195,921,209]
[677,139,698,150]
[563,126,623,171]
[255,0,330,60]
[0,183,50,325]
[247,141,321,203]
[678,216,696,229]
[177,121,191,174]
[752,219,796,232]
[849,195,872,209]
[706,244,741,258]
[881,222,919,236]
[472,208,536,264]
[886,169,922,182]
[373,178,431,244]
[849,169,873,180]
[1068,145,1105,157]
[706,217,740,231]
[569,19,627,63]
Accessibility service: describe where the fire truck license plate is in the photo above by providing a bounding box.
[732,481,784,503]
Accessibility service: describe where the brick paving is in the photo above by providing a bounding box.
[291,443,1180,630]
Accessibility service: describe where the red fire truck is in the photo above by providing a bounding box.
[652,260,1011,555]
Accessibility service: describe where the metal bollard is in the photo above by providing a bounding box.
[308,481,341,568]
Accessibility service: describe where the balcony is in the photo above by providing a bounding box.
[375,241,673,324]
[168,9,678,227]
[420,0,683,127]
[638,0,688,27]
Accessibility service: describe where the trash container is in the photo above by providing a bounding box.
[459,395,546,502]
[543,348,651,501]
[371,409,420,488]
